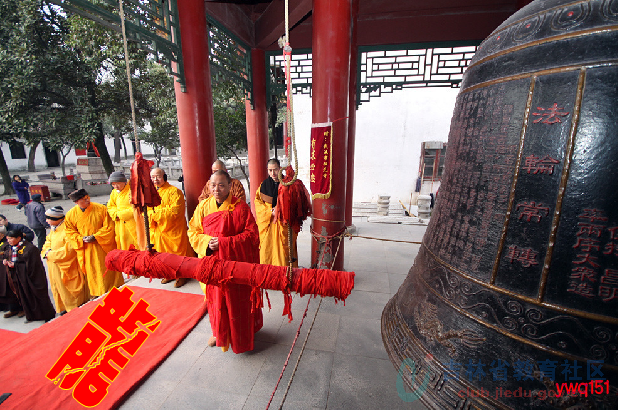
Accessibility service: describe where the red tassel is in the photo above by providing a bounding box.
[130,152,162,208]
[275,166,312,233]
[282,292,294,322]
[265,290,272,310]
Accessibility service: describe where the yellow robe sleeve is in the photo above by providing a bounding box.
[109,187,134,222]
[188,200,213,258]
[254,186,294,267]
[107,190,121,220]
[148,184,183,224]
[41,231,52,256]
[64,208,84,251]
[254,186,273,236]
[45,232,82,291]
[46,236,75,266]
[147,183,193,257]
[117,205,134,221]
[93,206,117,254]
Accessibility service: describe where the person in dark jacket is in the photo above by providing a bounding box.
[24,194,49,249]
[11,175,30,210]
[0,215,35,243]
[0,226,20,317]
[1,229,55,323]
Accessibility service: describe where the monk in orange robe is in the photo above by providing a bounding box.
[149,168,194,287]
[41,206,89,313]
[64,189,124,297]
[198,160,246,203]
[106,171,137,250]
[188,170,262,353]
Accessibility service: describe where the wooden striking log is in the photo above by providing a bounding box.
[105,249,354,302]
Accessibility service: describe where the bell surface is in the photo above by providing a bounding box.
[382,0,618,408]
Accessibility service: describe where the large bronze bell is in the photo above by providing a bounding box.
[382,0,618,408]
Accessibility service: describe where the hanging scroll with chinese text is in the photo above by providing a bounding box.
[310,123,333,200]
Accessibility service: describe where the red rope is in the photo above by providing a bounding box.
[284,42,292,111]
[265,296,312,410]
[311,226,347,268]
[265,227,348,410]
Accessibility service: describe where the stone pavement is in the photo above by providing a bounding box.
[0,168,429,410]
[118,217,428,410]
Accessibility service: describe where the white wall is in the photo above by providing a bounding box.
[1,138,156,172]
[292,86,459,204]
[3,86,459,201]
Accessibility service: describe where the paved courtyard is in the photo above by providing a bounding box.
[0,170,428,410]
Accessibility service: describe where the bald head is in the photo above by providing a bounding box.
[150,167,166,187]
[211,160,227,174]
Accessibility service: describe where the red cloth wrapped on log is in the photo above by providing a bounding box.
[105,249,354,318]
[274,166,312,234]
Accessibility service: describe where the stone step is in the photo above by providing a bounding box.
[78,172,108,180]
[367,215,428,225]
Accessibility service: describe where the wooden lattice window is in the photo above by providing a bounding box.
[420,141,447,182]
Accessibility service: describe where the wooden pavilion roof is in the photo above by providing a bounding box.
[204,0,529,50]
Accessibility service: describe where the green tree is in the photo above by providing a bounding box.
[65,9,166,174]
[139,63,179,167]
[0,0,98,192]
[0,0,49,192]
[64,13,129,176]
[0,0,179,189]
[212,80,248,188]
[44,86,99,175]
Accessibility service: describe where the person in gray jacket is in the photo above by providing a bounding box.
[24,194,49,250]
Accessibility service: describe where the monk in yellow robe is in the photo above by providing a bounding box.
[198,159,246,203]
[106,171,137,250]
[41,206,89,313]
[64,189,125,297]
[254,158,298,267]
[149,168,194,287]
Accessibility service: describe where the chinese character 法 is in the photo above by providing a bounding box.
[532,103,570,124]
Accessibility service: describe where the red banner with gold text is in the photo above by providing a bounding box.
[310,123,333,199]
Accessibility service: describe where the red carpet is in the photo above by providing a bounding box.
[0,286,207,409]
[0,328,22,344]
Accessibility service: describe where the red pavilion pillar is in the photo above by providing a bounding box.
[345,0,359,230]
[245,49,270,214]
[173,0,216,216]
[311,0,353,270]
